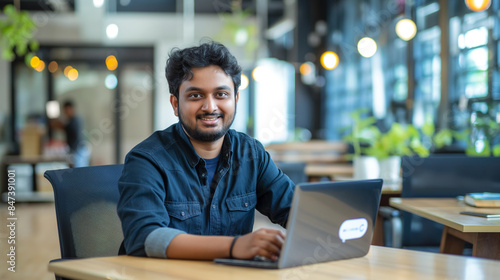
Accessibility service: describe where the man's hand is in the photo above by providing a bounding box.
[231,228,286,261]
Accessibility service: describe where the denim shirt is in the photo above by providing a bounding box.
[117,123,295,257]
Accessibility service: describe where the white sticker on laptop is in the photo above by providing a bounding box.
[339,218,368,243]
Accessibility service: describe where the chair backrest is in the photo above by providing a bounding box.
[400,155,500,246]
[44,164,124,259]
[276,161,307,185]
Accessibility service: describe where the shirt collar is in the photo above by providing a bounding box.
[174,122,233,168]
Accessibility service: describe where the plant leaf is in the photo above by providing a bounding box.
[29,40,39,51]
[493,144,500,157]
[1,48,14,60]
[3,5,16,17]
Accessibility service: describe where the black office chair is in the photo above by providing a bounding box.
[385,155,500,252]
[276,161,307,185]
[44,164,124,280]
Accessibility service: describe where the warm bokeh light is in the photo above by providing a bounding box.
[300,62,316,85]
[300,62,313,75]
[465,0,491,12]
[357,37,377,58]
[30,56,40,69]
[252,66,266,82]
[64,66,73,77]
[320,51,339,70]
[48,61,58,73]
[34,60,45,72]
[67,68,79,81]
[395,18,417,41]
[106,55,118,71]
[240,74,249,90]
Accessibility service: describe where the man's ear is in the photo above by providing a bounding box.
[170,95,179,116]
[235,92,239,104]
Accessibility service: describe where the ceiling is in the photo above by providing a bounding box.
[0,0,286,16]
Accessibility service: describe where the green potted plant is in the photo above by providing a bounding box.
[467,113,500,157]
[342,109,381,180]
[365,123,428,183]
[419,115,497,156]
[421,116,460,153]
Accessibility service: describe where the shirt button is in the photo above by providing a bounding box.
[181,211,185,216]
[201,173,206,177]
[244,202,248,207]
[212,205,216,209]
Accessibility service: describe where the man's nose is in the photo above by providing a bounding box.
[202,96,218,111]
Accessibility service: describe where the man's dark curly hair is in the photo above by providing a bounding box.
[165,41,242,98]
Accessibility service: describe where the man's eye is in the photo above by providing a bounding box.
[216,92,229,98]
[189,93,201,98]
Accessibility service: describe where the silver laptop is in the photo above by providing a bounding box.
[214,179,383,269]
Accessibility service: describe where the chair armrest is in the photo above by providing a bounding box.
[379,206,400,218]
[378,206,402,248]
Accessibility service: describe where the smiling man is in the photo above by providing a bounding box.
[117,41,295,261]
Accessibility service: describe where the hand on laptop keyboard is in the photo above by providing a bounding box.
[253,255,274,262]
[231,228,286,261]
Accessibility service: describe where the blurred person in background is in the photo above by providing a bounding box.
[51,100,90,167]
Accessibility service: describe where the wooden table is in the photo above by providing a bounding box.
[1,155,71,202]
[266,141,348,165]
[48,246,500,280]
[305,163,354,181]
[389,197,500,259]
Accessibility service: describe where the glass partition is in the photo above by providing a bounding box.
[119,63,154,162]
[53,63,115,165]
[13,63,48,146]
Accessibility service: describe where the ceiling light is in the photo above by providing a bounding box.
[465,0,491,12]
[357,37,377,58]
[320,51,339,70]
[93,0,104,8]
[105,74,118,89]
[395,18,417,41]
[106,24,119,39]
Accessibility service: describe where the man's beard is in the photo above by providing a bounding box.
[178,108,236,142]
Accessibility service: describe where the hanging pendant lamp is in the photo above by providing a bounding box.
[465,0,491,12]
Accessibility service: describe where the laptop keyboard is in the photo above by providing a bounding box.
[214,256,279,269]
[253,255,276,262]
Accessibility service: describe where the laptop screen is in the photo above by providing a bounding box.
[279,179,383,268]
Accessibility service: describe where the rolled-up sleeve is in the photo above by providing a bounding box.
[117,149,186,257]
[145,227,185,258]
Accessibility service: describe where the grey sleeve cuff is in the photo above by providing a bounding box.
[144,227,186,258]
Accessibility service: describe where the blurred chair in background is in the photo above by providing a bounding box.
[45,164,124,280]
[276,161,307,185]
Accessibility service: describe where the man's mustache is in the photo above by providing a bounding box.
[197,113,224,119]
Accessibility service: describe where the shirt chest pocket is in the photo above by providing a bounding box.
[166,202,202,234]
[225,192,257,235]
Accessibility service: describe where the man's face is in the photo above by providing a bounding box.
[171,65,239,142]
[63,106,74,118]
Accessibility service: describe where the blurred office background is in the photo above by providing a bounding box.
[0,0,499,180]
[1,1,500,279]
